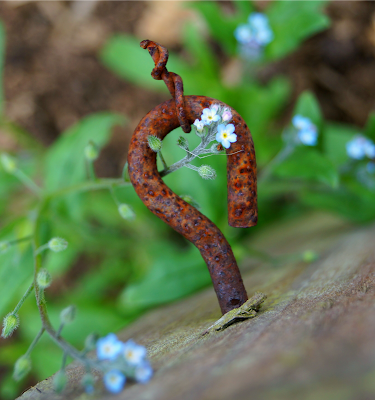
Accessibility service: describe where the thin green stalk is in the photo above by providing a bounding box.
[25,327,45,357]
[14,169,42,197]
[258,144,294,183]
[13,282,34,314]
[86,159,96,181]
[158,151,168,170]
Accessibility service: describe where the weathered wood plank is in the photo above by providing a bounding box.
[19,213,375,400]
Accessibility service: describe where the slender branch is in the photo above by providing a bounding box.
[13,282,34,314]
[158,151,168,170]
[13,169,43,198]
[25,327,45,357]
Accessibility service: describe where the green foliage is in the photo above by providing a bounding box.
[1,2,375,397]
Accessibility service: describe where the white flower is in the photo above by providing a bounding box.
[221,108,232,122]
[194,119,205,132]
[123,339,147,366]
[216,124,237,149]
[201,106,220,125]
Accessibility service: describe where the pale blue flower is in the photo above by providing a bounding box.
[201,107,220,125]
[221,108,232,122]
[235,12,273,59]
[134,361,153,384]
[97,333,124,361]
[216,124,237,149]
[103,370,126,394]
[346,135,373,160]
[297,129,318,146]
[123,339,147,366]
[292,115,318,146]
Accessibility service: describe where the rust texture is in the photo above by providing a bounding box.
[127,40,257,314]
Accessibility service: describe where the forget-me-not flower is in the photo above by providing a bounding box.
[292,115,318,146]
[234,12,273,59]
[346,135,375,160]
[123,339,147,366]
[221,108,232,122]
[135,361,153,384]
[216,124,237,149]
[201,106,220,125]
[97,333,124,361]
[103,370,126,394]
[194,119,205,132]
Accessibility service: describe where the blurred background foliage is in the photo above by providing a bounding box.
[0,1,375,398]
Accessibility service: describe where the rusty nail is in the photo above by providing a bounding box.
[127,40,257,314]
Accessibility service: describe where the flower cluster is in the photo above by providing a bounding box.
[96,333,153,394]
[193,104,236,149]
[234,13,274,59]
[292,115,318,146]
[346,135,375,161]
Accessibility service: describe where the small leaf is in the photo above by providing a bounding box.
[275,147,339,188]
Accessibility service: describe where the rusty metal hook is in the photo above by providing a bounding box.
[127,40,257,314]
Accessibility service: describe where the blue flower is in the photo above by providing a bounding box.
[292,115,318,146]
[234,12,273,59]
[97,333,124,361]
[134,361,153,384]
[123,339,147,366]
[346,135,374,160]
[216,124,237,149]
[103,370,126,394]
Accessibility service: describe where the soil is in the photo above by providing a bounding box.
[0,1,375,175]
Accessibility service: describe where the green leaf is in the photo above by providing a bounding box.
[275,147,339,188]
[293,91,323,128]
[364,112,375,142]
[187,2,252,55]
[0,21,5,116]
[323,122,358,167]
[119,242,211,311]
[266,1,331,60]
[44,112,125,191]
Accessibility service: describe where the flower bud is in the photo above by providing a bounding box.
[210,143,224,154]
[13,356,31,381]
[1,153,17,174]
[81,373,95,394]
[37,269,52,289]
[177,136,189,151]
[198,165,217,180]
[84,332,99,352]
[53,370,67,393]
[84,141,99,161]
[2,313,19,338]
[60,305,76,325]
[48,238,68,252]
[118,204,135,220]
[147,135,162,153]
[180,194,200,210]
[221,108,232,122]
[0,241,10,254]
[302,250,319,263]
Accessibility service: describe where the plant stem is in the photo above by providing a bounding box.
[25,327,45,357]
[258,144,294,183]
[13,169,42,198]
[158,151,168,170]
[13,282,34,314]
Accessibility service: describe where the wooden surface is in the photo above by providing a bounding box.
[19,213,375,400]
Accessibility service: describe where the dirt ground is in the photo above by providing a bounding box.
[0,1,375,177]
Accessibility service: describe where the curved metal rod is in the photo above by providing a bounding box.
[128,95,257,314]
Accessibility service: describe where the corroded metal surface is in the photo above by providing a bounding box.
[127,40,257,314]
[128,96,257,313]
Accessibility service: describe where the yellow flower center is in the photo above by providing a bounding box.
[223,133,228,138]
